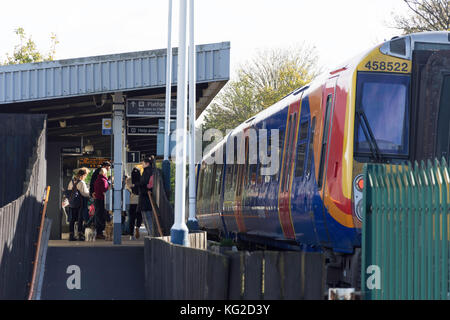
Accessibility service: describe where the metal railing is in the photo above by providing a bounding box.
[362,159,450,300]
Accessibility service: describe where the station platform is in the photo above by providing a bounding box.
[40,227,149,300]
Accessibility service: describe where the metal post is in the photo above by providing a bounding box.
[162,0,173,196]
[112,92,124,245]
[170,0,189,246]
[187,0,198,231]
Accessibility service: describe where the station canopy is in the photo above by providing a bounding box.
[0,42,230,157]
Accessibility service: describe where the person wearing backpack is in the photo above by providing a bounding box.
[67,169,90,241]
[125,167,142,240]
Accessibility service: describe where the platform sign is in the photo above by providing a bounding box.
[102,118,112,135]
[127,126,158,136]
[127,151,141,163]
[126,99,176,118]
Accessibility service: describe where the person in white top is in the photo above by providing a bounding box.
[67,168,90,241]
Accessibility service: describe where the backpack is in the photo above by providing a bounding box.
[65,179,82,208]
[131,168,141,195]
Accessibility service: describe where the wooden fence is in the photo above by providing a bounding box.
[144,232,325,300]
[0,116,47,299]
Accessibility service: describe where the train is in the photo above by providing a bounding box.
[195,31,450,289]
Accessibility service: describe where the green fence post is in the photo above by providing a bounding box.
[362,164,369,300]
[405,162,414,300]
[399,165,408,300]
[373,165,382,300]
[441,158,449,300]
[431,160,440,299]
[413,161,423,299]
[378,165,388,300]
[423,160,433,300]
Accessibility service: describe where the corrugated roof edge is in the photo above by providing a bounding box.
[0,42,230,72]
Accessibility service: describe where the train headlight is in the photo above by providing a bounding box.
[353,174,364,222]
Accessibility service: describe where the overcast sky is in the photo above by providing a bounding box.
[1,0,410,74]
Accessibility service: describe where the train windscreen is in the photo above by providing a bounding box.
[354,73,410,158]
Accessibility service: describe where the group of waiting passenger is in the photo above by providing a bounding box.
[64,157,155,241]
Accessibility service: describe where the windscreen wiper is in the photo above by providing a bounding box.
[356,109,383,161]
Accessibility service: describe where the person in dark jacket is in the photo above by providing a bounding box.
[93,167,110,239]
[138,157,154,237]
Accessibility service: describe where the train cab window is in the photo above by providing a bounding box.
[354,73,410,157]
[318,95,333,188]
[295,120,309,178]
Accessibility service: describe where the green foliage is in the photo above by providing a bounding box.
[3,27,59,65]
[392,0,449,34]
[202,45,320,134]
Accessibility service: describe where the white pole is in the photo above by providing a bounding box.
[162,0,173,196]
[171,0,189,246]
[164,0,173,161]
[187,0,198,230]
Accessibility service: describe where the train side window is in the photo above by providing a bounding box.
[307,117,316,175]
[197,164,204,201]
[318,95,333,188]
[295,120,309,178]
[281,115,293,191]
[216,165,223,195]
[284,112,297,191]
[277,126,285,180]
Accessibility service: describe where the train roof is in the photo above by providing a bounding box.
[201,31,450,163]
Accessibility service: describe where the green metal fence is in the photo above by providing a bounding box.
[362,159,450,300]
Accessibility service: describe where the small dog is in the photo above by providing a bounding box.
[84,225,96,242]
[104,220,114,241]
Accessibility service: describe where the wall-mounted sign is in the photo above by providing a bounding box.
[102,118,112,135]
[126,99,176,118]
[127,126,158,136]
[127,151,141,163]
[61,146,82,155]
[77,157,110,169]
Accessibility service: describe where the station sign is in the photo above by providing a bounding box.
[126,99,176,118]
[77,157,111,169]
[127,151,141,163]
[61,146,82,155]
[127,126,158,136]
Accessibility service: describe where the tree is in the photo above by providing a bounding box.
[202,44,320,133]
[392,0,449,34]
[2,27,58,65]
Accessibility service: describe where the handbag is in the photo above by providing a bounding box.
[147,175,154,189]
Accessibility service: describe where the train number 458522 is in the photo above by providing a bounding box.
[364,60,408,72]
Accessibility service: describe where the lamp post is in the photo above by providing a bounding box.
[170,0,190,246]
[187,0,198,231]
[162,0,173,197]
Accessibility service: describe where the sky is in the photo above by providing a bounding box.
[0,0,411,74]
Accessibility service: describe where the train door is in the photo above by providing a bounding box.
[278,100,301,240]
[315,78,338,246]
[412,50,450,161]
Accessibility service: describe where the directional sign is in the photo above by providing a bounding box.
[61,146,82,155]
[127,151,141,163]
[126,99,176,118]
[127,126,158,136]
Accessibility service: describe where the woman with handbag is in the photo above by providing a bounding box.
[67,169,90,241]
